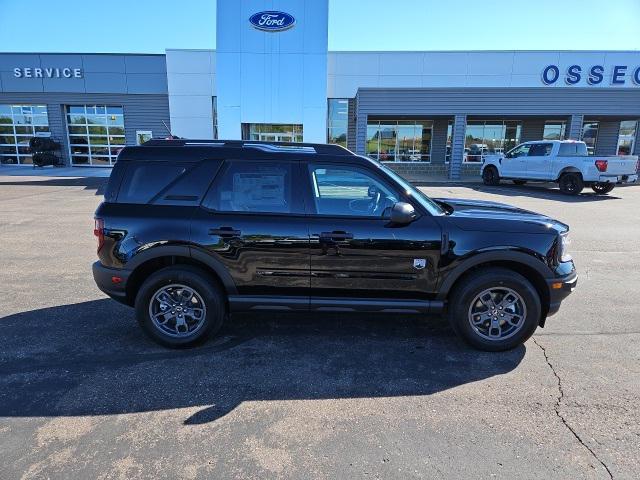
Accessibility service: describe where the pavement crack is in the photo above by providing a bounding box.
[533,338,613,479]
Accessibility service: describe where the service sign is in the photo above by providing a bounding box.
[13,67,83,79]
[249,11,295,32]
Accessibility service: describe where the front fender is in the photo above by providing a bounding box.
[435,248,554,301]
[480,158,502,174]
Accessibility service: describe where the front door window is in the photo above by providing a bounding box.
[308,165,399,218]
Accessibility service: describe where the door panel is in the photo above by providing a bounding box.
[304,162,442,298]
[192,159,310,296]
[525,143,553,180]
[501,144,530,178]
[191,211,310,296]
[307,215,441,298]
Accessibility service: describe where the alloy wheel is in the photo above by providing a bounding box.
[148,284,207,338]
[467,287,527,341]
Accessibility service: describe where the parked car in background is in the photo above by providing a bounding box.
[481,140,638,195]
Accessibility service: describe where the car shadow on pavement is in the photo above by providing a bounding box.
[0,299,525,424]
[470,184,624,202]
[0,177,106,195]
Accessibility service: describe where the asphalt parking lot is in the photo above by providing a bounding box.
[0,174,638,479]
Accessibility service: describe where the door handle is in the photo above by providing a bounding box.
[320,231,353,241]
[209,227,241,238]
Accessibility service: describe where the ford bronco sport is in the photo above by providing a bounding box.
[93,140,577,351]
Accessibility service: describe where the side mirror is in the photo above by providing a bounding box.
[390,202,416,225]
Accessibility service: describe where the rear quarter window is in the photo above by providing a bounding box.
[117,162,190,204]
[558,143,588,156]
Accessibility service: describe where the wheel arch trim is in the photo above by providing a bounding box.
[436,249,553,301]
[125,244,238,295]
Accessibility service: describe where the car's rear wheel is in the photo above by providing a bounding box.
[512,180,527,185]
[591,182,615,194]
[482,166,500,186]
[135,266,225,348]
[558,172,584,195]
[447,268,541,351]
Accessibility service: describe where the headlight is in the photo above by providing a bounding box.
[558,233,572,262]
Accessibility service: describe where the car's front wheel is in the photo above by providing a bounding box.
[591,182,615,194]
[135,266,225,348]
[447,268,541,351]
[482,166,500,186]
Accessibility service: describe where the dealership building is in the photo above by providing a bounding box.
[1,0,640,179]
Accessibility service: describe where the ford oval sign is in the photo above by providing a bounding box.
[249,11,295,32]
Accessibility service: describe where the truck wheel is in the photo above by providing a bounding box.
[512,180,527,185]
[558,173,584,195]
[591,183,615,194]
[134,266,225,348]
[447,268,541,352]
[482,166,500,186]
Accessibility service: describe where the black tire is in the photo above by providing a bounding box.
[134,266,225,348]
[482,166,500,186]
[447,268,541,352]
[512,180,527,185]
[591,182,615,195]
[558,172,584,195]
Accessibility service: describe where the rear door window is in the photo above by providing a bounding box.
[203,160,302,214]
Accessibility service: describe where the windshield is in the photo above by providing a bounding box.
[378,163,445,216]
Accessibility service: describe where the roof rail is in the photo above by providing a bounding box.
[141,138,355,156]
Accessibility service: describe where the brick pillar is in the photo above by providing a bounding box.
[448,114,466,180]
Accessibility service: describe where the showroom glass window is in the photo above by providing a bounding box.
[617,120,638,155]
[242,123,303,143]
[66,105,125,166]
[327,99,348,148]
[580,121,599,155]
[543,122,566,140]
[0,105,50,165]
[366,120,433,162]
[464,120,521,162]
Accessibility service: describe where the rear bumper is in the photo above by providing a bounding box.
[92,261,132,306]
[597,174,638,184]
[546,270,578,317]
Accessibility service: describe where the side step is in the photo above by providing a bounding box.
[228,296,444,314]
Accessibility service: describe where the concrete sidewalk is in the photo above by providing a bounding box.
[0,165,112,178]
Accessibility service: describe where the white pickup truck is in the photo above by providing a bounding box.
[481,140,638,195]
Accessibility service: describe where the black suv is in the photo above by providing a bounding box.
[93,140,577,351]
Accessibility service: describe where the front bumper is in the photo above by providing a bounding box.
[546,270,578,318]
[597,174,638,184]
[92,261,132,305]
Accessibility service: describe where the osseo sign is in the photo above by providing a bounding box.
[542,64,640,86]
[249,11,295,32]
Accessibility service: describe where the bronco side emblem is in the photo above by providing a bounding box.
[413,259,427,270]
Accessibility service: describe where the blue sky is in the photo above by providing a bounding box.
[0,0,638,53]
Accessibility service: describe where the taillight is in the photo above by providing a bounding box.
[595,159,608,172]
[94,218,105,253]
